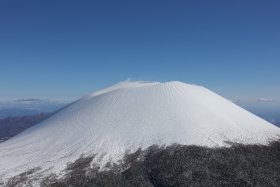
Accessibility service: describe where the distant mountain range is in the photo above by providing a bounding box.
[0,113,279,144]
[0,113,50,142]
[0,96,279,143]
[0,99,68,118]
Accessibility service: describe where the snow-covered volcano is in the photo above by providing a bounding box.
[0,81,279,180]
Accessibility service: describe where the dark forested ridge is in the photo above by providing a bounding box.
[0,113,49,142]
[5,140,280,187]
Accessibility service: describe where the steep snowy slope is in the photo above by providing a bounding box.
[0,81,279,181]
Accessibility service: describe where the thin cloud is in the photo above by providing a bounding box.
[256,98,273,102]
[228,99,240,104]
[14,98,43,103]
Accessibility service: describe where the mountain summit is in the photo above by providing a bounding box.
[0,81,279,181]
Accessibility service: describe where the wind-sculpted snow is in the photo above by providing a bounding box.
[0,81,279,182]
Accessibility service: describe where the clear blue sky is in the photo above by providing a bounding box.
[0,0,279,101]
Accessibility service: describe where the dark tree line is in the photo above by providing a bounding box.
[7,139,280,187]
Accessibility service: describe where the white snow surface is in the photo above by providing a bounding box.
[0,81,279,181]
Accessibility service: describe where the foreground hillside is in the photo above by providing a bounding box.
[5,140,280,187]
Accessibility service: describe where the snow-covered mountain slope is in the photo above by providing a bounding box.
[0,81,279,180]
